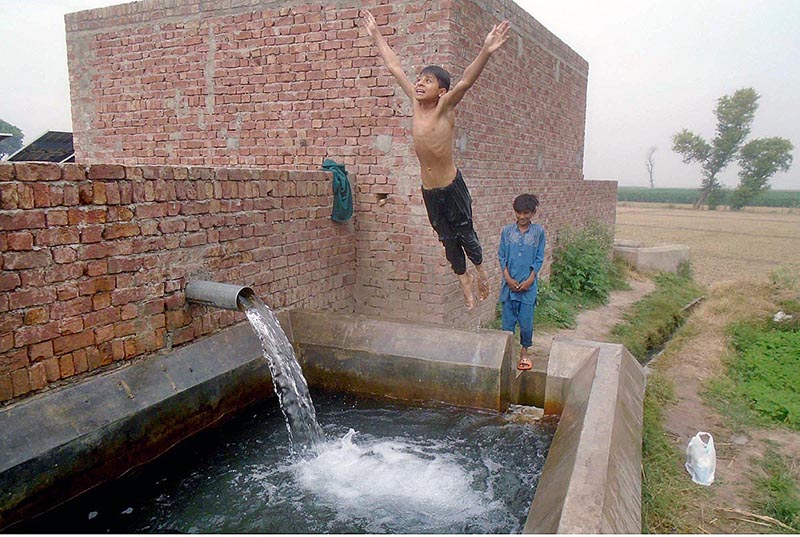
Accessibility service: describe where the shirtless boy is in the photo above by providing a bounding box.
[362,10,510,309]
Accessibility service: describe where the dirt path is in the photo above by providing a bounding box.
[531,275,656,359]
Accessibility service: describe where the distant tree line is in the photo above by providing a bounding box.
[618,186,800,209]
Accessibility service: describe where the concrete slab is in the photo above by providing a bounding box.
[285,310,514,411]
[613,242,690,273]
[525,338,645,534]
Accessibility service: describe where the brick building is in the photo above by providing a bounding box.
[65,0,616,325]
[0,0,616,402]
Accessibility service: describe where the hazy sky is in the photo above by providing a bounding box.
[1,0,797,189]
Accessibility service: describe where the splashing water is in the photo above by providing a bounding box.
[11,392,554,534]
[287,429,504,532]
[239,294,323,449]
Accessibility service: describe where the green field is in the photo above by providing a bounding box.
[618,186,800,207]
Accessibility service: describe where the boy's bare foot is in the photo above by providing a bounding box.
[475,266,490,301]
[457,272,475,310]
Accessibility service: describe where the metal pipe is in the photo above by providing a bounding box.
[184,280,255,311]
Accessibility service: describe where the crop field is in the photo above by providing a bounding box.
[618,187,800,207]
[615,203,800,286]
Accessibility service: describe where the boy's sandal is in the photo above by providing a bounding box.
[517,357,532,371]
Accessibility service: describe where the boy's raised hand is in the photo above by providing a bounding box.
[362,9,380,39]
[483,20,510,53]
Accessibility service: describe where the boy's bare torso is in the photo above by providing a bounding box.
[413,104,458,189]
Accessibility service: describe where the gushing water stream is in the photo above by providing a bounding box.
[238,294,323,449]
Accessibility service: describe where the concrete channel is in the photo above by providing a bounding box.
[0,310,645,532]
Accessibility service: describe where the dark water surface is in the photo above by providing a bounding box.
[11,391,553,534]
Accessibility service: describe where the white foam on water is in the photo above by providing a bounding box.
[288,429,499,530]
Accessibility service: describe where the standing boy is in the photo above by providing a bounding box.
[498,194,545,370]
[361,10,510,310]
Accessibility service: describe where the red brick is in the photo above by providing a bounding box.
[86,260,108,276]
[0,373,12,402]
[111,339,126,361]
[14,321,60,347]
[1,183,19,209]
[111,287,147,306]
[80,225,104,243]
[72,349,89,373]
[62,163,87,182]
[86,346,102,370]
[94,324,115,344]
[9,288,56,309]
[11,368,30,396]
[0,210,46,231]
[7,232,33,250]
[53,331,95,354]
[0,348,28,375]
[59,317,84,335]
[36,228,80,247]
[13,162,61,182]
[49,297,93,320]
[4,251,51,270]
[59,354,76,377]
[79,183,93,204]
[24,306,50,325]
[123,337,138,358]
[0,163,15,181]
[88,164,126,180]
[43,357,60,382]
[103,222,140,240]
[33,183,52,207]
[53,247,78,264]
[29,341,54,361]
[46,210,69,226]
[92,182,107,204]
[0,272,21,292]
[68,208,107,225]
[0,333,13,353]
[29,363,47,390]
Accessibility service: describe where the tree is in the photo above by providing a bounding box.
[0,119,24,159]
[672,88,759,208]
[645,146,656,188]
[728,137,793,210]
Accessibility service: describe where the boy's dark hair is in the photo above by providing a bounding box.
[420,65,451,91]
[513,193,540,213]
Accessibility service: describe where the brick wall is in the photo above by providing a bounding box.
[0,162,355,403]
[65,0,617,329]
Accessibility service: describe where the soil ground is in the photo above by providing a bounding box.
[529,203,800,533]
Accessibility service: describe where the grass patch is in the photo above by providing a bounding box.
[751,445,800,532]
[706,288,800,431]
[721,321,800,430]
[609,270,704,362]
[641,368,706,533]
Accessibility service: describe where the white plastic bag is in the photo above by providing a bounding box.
[685,431,716,486]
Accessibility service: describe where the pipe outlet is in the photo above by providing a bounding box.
[185,281,255,311]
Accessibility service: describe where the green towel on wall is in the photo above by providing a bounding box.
[322,158,353,222]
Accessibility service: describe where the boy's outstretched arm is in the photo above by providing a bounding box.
[442,21,510,108]
[361,10,416,101]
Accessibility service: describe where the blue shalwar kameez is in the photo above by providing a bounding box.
[498,222,546,348]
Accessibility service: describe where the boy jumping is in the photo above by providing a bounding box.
[362,10,510,310]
